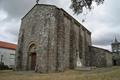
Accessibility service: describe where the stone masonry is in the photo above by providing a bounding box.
[111,38,120,65]
[89,46,113,67]
[15,4,113,73]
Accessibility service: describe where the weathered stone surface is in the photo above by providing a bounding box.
[111,39,120,65]
[16,4,112,73]
[89,46,113,67]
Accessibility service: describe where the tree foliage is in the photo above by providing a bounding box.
[70,0,104,14]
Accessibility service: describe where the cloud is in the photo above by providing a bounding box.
[0,0,71,19]
[0,0,35,19]
[0,10,8,21]
[0,0,72,43]
[0,0,120,51]
[81,0,120,50]
[0,18,20,43]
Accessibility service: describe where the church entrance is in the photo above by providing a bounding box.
[28,43,37,71]
[31,52,36,70]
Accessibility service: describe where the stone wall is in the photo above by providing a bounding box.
[111,42,120,66]
[0,48,15,68]
[112,53,120,66]
[89,46,113,67]
[16,4,58,72]
[60,9,92,68]
[16,4,92,73]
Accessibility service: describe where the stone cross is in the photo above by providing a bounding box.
[36,0,39,4]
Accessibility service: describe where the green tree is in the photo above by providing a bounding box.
[70,0,104,14]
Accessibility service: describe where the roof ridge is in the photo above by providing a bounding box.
[0,41,17,50]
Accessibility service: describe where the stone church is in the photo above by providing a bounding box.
[15,4,113,73]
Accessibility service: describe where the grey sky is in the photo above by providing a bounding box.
[0,0,120,50]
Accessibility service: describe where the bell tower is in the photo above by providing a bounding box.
[111,37,120,65]
[111,37,120,54]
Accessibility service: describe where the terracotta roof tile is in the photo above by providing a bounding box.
[0,41,17,50]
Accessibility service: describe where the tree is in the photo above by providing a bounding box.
[70,0,104,14]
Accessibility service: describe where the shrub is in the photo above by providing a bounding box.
[0,62,9,70]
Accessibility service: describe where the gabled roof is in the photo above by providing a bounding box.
[90,46,111,53]
[22,4,91,34]
[22,4,57,20]
[0,41,17,50]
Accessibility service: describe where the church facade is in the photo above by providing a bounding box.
[15,4,113,73]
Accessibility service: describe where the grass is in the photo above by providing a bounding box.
[0,67,120,80]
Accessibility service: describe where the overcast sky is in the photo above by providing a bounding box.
[0,0,120,51]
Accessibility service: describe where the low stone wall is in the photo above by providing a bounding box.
[113,53,120,66]
[89,46,113,67]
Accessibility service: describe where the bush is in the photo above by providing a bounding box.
[0,62,9,70]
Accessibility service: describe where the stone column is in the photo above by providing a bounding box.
[56,10,65,72]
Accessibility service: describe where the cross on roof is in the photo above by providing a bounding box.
[36,0,39,4]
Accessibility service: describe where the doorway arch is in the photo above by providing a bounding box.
[28,43,37,70]
[31,52,36,70]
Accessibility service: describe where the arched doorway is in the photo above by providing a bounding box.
[28,43,37,70]
[31,52,36,70]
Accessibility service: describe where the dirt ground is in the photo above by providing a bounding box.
[0,67,120,80]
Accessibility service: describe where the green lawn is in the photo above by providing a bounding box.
[0,67,120,80]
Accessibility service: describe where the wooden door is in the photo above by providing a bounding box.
[31,53,36,70]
